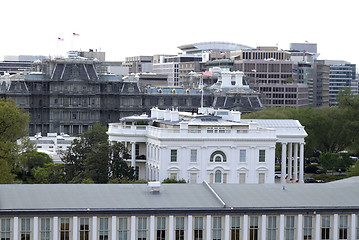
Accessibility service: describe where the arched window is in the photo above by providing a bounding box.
[210,151,227,162]
[215,170,222,183]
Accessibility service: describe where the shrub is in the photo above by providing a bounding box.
[162,178,186,183]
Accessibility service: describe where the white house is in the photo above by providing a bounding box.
[107,107,307,184]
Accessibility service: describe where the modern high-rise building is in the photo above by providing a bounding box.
[123,56,153,74]
[319,60,357,106]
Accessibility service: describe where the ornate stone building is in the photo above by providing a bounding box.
[0,58,262,136]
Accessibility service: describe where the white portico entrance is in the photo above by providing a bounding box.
[241,119,308,183]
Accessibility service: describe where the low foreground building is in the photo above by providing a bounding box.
[108,107,307,184]
[0,179,359,240]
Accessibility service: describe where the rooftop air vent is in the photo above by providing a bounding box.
[148,181,161,193]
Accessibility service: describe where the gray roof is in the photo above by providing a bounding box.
[1,179,359,212]
[0,184,221,211]
[241,119,308,139]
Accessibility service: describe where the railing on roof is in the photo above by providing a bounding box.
[108,124,272,138]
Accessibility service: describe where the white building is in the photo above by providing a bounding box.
[107,107,307,184]
[1,179,359,240]
[29,133,77,164]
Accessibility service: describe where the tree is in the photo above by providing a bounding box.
[243,106,353,156]
[33,163,66,184]
[319,152,353,173]
[61,124,135,183]
[0,98,29,183]
[15,151,52,183]
[110,142,136,182]
[347,161,359,177]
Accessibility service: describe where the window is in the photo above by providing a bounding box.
[1,218,11,240]
[190,149,197,162]
[79,218,90,240]
[207,127,226,133]
[321,216,330,240]
[137,217,147,240]
[303,216,313,240]
[249,216,259,240]
[98,218,109,240]
[339,215,348,240]
[190,173,197,184]
[118,218,128,240]
[194,217,204,240]
[40,218,51,240]
[175,217,185,240]
[231,216,240,240]
[156,217,166,240]
[20,218,31,240]
[267,216,277,240]
[60,218,70,240]
[210,151,227,162]
[170,173,177,180]
[239,173,246,184]
[285,216,295,240]
[171,149,177,162]
[136,144,140,156]
[215,170,222,183]
[258,173,265,184]
[240,150,246,163]
[259,150,265,162]
[212,217,222,240]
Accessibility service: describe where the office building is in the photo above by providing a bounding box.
[1,179,359,240]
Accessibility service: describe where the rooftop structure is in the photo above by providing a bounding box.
[108,107,307,184]
[178,41,253,55]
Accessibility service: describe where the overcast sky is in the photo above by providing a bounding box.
[1,0,357,67]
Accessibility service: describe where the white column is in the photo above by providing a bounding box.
[288,143,293,180]
[279,214,285,240]
[187,215,193,240]
[131,142,136,168]
[243,215,248,240]
[92,216,97,240]
[131,216,136,240]
[33,217,39,240]
[315,214,321,240]
[261,215,266,240]
[150,216,155,240]
[206,215,211,240]
[111,216,117,240]
[299,143,305,183]
[351,214,356,240]
[73,216,78,240]
[294,143,298,182]
[169,216,174,240]
[52,217,59,240]
[13,217,18,240]
[297,214,303,240]
[53,217,58,240]
[281,143,287,183]
[333,214,338,240]
[224,215,230,240]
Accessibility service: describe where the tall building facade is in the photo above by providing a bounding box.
[320,60,357,106]
[233,58,308,107]
[0,57,262,136]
